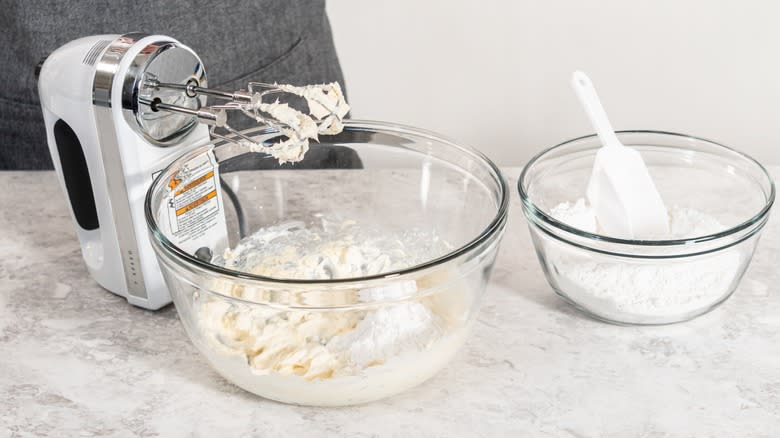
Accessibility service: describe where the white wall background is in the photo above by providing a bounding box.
[327,0,780,166]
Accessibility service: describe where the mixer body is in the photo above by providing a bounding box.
[38,33,212,309]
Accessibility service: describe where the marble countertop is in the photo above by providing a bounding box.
[1,168,779,437]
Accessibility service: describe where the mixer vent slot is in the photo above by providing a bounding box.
[82,40,110,66]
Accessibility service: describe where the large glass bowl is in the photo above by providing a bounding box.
[519,131,774,325]
[146,120,508,406]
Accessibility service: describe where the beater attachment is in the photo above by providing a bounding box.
[142,78,350,163]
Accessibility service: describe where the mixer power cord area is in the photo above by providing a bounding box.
[219,176,249,239]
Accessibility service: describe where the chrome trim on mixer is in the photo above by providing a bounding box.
[92,33,151,300]
[93,32,148,107]
[82,40,111,66]
[121,41,207,147]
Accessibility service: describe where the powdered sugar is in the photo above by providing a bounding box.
[547,198,741,323]
[550,198,724,239]
[550,198,597,232]
[329,302,442,368]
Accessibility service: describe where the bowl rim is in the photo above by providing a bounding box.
[145,119,509,285]
[518,130,776,247]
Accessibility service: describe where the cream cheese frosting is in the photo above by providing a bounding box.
[197,219,466,382]
[246,82,350,164]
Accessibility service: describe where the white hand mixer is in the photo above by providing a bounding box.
[37,33,347,309]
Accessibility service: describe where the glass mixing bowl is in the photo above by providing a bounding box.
[145,120,508,406]
[519,131,774,325]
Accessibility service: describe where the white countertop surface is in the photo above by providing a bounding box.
[1,168,779,437]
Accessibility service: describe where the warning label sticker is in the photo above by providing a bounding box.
[165,150,228,255]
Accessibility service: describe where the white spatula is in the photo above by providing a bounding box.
[571,71,669,239]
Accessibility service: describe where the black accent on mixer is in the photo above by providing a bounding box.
[53,119,99,231]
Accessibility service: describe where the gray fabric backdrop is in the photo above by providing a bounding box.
[0,0,345,169]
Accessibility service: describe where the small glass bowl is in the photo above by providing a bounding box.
[146,121,508,405]
[518,131,774,325]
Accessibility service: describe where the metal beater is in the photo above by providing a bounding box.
[141,77,349,163]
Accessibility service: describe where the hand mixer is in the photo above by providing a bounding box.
[38,33,347,309]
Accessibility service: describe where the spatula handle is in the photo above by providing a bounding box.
[571,71,621,148]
